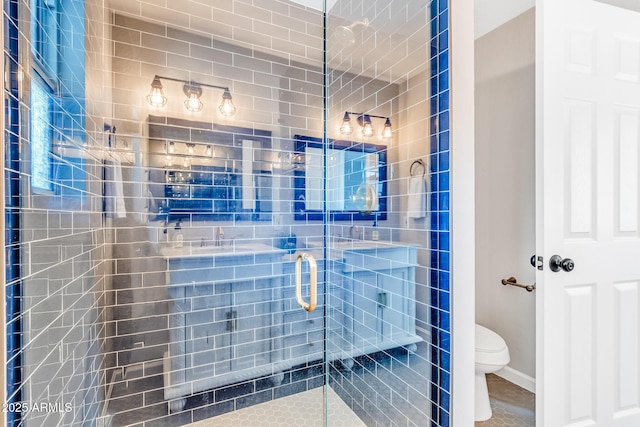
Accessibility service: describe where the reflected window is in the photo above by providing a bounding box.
[30,74,54,192]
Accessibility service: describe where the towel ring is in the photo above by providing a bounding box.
[410,159,425,177]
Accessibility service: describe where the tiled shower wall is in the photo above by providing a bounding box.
[4,0,112,425]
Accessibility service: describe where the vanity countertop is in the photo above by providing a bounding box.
[159,242,286,259]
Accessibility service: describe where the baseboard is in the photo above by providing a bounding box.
[495,366,535,393]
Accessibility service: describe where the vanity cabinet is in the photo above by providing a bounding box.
[162,247,286,411]
[338,243,421,357]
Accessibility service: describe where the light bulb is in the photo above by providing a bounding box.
[187,143,195,155]
[382,118,393,138]
[361,115,374,137]
[147,77,167,107]
[168,141,175,154]
[340,112,353,135]
[219,89,236,116]
[184,93,203,112]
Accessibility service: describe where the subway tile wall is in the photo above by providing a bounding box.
[4,0,112,426]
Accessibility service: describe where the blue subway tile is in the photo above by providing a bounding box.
[439,30,449,52]
[438,111,449,132]
[430,76,439,97]
[438,71,449,97]
[439,0,448,14]
[439,9,449,33]
[439,89,449,112]
[439,171,450,191]
[438,150,449,171]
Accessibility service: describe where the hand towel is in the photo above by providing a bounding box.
[407,176,426,218]
[105,159,126,218]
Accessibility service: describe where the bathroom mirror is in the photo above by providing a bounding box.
[148,116,273,221]
[294,135,387,221]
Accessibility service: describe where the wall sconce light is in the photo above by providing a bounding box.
[146,75,236,117]
[147,76,167,107]
[340,111,393,138]
[183,84,203,112]
[167,141,175,153]
[205,145,214,157]
[186,143,195,155]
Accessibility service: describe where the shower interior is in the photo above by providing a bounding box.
[6,0,449,425]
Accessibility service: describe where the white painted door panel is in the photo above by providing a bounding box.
[537,1,640,426]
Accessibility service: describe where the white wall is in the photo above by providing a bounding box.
[474,8,536,389]
[451,0,476,424]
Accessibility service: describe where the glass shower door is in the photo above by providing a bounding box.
[323,0,450,425]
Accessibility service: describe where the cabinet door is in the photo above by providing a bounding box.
[350,270,380,347]
[186,282,233,381]
[378,268,412,343]
[230,278,277,371]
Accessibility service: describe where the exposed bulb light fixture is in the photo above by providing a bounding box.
[382,118,393,138]
[219,89,236,116]
[205,145,214,157]
[168,141,175,153]
[147,76,167,107]
[146,75,236,117]
[186,143,195,155]
[340,111,393,139]
[360,114,374,137]
[183,84,203,112]
[340,112,353,135]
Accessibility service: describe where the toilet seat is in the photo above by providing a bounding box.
[475,324,509,366]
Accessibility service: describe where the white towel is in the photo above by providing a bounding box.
[407,176,426,218]
[105,159,126,218]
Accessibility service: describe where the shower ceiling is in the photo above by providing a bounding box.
[107,0,432,82]
[109,0,535,81]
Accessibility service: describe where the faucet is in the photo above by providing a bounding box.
[349,225,361,240]
[215,226,224,246]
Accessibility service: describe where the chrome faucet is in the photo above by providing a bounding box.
[215,226,224,246]
[349,225,361,240]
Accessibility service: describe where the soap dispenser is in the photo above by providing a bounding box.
[174,221,184,248]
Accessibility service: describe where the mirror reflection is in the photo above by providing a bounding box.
[294,135,387,221]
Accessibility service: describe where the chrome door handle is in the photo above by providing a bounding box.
[295,253,317,312]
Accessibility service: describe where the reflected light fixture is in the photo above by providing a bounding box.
[205,145,213,157]
[340,111,393,139]
[183,84,203,112]
[186,143,195,155]
[382,118,393,138]
[360,114,374,137]
[340,112,353,135]
[168,141,175,154]
[146,75,236,117]
[147,76,167,107]
[219,89,236,116]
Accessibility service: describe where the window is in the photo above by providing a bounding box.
[30,73,54,192]
[31,0,58,78]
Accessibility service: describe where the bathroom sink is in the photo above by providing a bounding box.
[308,240,400,251]
[159,242,283,258]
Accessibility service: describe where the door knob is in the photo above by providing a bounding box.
[549,255,575,272]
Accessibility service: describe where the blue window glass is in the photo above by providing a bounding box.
[30,74,53,191]
[31,0,58,78]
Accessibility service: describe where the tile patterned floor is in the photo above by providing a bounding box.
[475,374,535,427]
[189,387,365,427]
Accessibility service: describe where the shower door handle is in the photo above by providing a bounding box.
[295,253,317,312]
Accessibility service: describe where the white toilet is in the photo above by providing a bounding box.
[475,324,510,421]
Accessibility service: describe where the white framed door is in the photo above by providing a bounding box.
[536,1,640,425]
